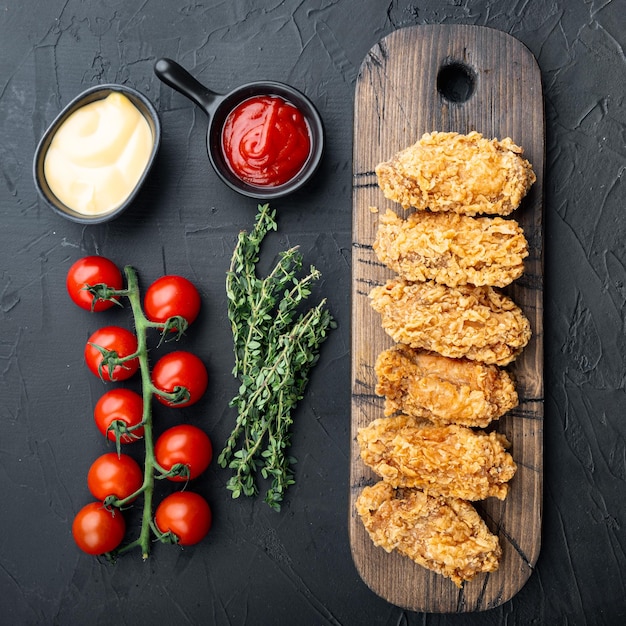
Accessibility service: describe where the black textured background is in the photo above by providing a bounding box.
[1,1,624,624]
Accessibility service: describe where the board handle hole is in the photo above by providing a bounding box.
[437,62,475,103]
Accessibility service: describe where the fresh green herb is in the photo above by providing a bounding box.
[218,204,335,510]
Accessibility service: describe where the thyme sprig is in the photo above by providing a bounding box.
[218,204,335,511]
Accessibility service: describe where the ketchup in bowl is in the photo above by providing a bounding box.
[221,95,311,188]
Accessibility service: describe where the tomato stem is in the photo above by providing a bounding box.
[152,385,191,405]
[123,265,159,559]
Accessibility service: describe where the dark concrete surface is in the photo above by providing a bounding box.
[1,1,624,624]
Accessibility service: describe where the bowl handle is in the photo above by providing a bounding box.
[154,58,221,116]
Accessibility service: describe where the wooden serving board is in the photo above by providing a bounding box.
[350,25,544,613]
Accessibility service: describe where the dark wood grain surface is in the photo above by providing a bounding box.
[350,24,544,613]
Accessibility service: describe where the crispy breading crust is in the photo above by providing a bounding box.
[369,278,531,366]
[375,131,536,216]
[355,481,502,587]
[375,344,518,427]
[373,208,528,288]
[357,415,517,500]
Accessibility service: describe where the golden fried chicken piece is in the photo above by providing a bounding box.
[355,481,502,587]
[375,344,518,427]
[357,415,516,500]
[369,278,531,366]
[373,208,528,288]
[375,131,536,216]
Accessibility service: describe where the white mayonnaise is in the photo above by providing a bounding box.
[44,92,153,216]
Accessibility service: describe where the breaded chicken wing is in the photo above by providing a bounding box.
[373,208,528,288]
[355,481,502,587]
[357,415,516,500]
[375,344,518,427]
[375,131,536,216]
[369,278,531,366]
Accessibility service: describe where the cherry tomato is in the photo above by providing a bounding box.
[66,256,123,312]
[72,502,126,555]
[87,453,143,502]
[144,275,201,331]
[94,388,144,444]
[151,351,208,408]
[85,326,139,382]
[155,425,212,482]
[154,491,212,546]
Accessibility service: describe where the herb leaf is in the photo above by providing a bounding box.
[219,204,335,511]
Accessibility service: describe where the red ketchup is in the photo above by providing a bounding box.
[221,95,311,187]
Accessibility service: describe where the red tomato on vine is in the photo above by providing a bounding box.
[144,275,201,331]
[84,326,139,382]
[155,424,212,481]
[151,351,208,407]
[72,502,126,555]
[155,491,212,546]
[66,256,123,312]
[87,452,143,502]
[94,388,144,444]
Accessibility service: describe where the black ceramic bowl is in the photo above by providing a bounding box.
[154,58,324,200]
[33,84,161,224]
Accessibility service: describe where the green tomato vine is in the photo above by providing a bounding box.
[75,264,210,560]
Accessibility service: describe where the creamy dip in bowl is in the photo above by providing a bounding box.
[33,84,161,224]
